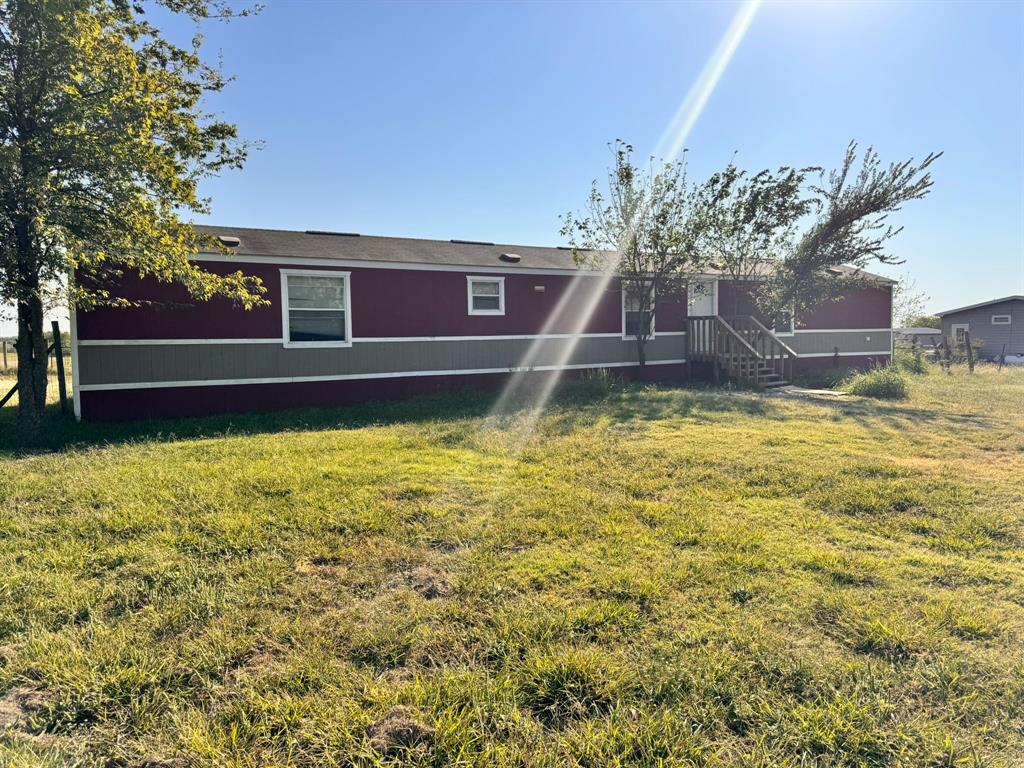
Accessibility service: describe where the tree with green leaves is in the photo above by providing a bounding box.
[891,274,932,327]
[758,143,941,325]
[696,160,817,318]
[561,141,708,367]
[0,0,265,438]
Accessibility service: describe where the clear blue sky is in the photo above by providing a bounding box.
[2,0,1021,336]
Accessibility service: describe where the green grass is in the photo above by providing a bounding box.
[1,366,1022,766]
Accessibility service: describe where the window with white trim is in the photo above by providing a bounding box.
[992,314,1012,325]
[281,270,352,346]
[623,281,655,338]
[467,276,505,315]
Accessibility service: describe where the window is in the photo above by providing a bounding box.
[951,323,969,343]
[467,276,505,315]
[992,314,1012,325]
[623,281,655,338]
[281,270,352,347]
[770,305,795,336]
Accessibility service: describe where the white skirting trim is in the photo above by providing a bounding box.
[77,358,689,393]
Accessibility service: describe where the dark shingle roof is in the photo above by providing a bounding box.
[194,225,590,271]
[192,225,896,284]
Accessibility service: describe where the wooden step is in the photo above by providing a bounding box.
[761,380,790,388]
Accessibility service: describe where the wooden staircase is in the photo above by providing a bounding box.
[686,315,796,388]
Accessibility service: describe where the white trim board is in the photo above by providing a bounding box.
[797,350,893,358]
[78,331,688,346]
[78,338,283,346]
[794,328,891,334]
[76,358,688,392]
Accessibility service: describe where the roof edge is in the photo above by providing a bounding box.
[936,295,1024,316]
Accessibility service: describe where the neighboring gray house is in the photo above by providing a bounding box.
[937,295,1023,360]
[895,327,943,348]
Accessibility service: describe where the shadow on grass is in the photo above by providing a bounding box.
[830,395,996,433]
[0,378,785,458]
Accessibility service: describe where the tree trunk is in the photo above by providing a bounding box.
[636,336,647,368]
[16,291,48,438]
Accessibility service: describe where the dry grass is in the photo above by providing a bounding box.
[0,364,1021,766]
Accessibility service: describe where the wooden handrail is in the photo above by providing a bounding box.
[688,314,796,388]
[744,315,798,357]
[716,316,763,358]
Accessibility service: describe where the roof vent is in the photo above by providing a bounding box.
[305,230,360,237]
[450,239,495,246]
[499,252,521,263]
[217,235,241,248]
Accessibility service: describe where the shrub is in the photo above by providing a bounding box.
[842,366,908,400]
[894,348,930,375]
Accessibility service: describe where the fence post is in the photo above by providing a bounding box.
[51,320,69,415]
[2,339,7,370]
[963,330,975,374]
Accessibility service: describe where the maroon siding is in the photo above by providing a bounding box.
[77,262,688,340]
[716,281,763,319]
[79,364,689,421]
[798,286,892,330]
[716,280,893,330]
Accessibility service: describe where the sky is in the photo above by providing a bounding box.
[2,0,1022,335]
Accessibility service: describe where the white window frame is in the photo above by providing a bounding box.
[992,314,1012,325]
[467,276,505,316]
[621,281,656,340]
[771,303,796,337]
[281,268,353,349]
[951,323,969,343]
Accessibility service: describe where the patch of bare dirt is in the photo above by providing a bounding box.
[0,686,50,730]
[296,555,347,579]
[408,566,451,599]
[768,385,849,400]
[367,705,435,755]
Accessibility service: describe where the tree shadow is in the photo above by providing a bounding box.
[818,395,997,433]
[0,378,795,459]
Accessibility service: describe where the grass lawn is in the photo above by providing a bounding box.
[0,367,1022,766]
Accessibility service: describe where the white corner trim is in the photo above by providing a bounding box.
[68,300,82,421]
[75,358,688,393]
[280,268,352,349]
[467,275,506,316]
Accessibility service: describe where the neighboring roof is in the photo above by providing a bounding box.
[936,295,1024,317]
[896,327,944,334]
[192,224,896,283]
[824,264,897,285]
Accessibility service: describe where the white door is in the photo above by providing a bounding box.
[688,279,716,316]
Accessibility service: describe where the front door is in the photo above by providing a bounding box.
[689,279,716,317]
